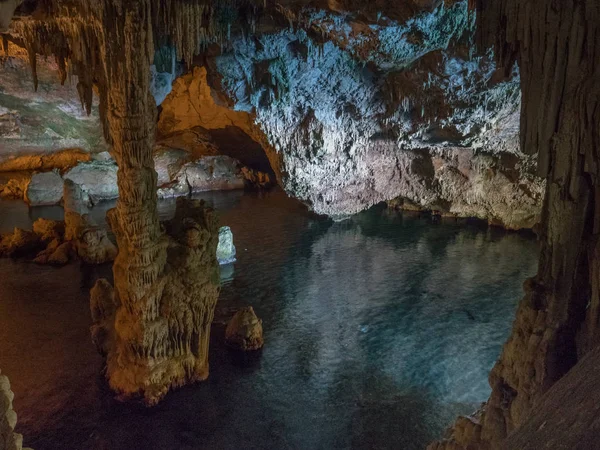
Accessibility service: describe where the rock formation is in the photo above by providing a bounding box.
[2,0,544,229]
[0,227,39,257]
[24,171,63,206]
[91,197,221,404]
[429,0,600,448]
[3,2,250,406]
[63,161,119,205]
[0,40,106,157]
[0,181,117,265]
[225,307,264,351]
[1,0,596,432]
[502,345,600,450]
[0,369,31,450]
[216,226,236,265]
[210,4,543,225]
[0,212,116,266]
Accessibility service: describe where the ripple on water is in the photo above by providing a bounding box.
[0,190,539,450]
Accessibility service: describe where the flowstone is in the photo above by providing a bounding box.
[91,198,220,405]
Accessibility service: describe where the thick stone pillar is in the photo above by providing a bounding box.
[90,0,220,405]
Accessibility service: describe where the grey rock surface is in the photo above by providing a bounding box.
[25,171,63,206]
[64,161,119,205]
[217,226,236,265]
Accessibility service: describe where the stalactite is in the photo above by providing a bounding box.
[430,0,600,448]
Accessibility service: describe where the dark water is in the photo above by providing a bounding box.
[0,190,539,450]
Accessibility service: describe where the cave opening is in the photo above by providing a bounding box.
[0,0,598,449]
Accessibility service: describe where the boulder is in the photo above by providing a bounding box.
[0,369,31,450]
[181,156,245,193]
[64,161,119,205]
[47,241,73,266]
[0,174,30,200]
[217,226,236,265]
[25,171,63,206]
[32,218,65,242]
[153,146,190,187]
[241,167,273,189]
[0,228,41,257]
[225,306,264,351]
[63,178,92,213]
[64,211,117,264]
[33,238,61,264]
[92,151,114,162]
[157,155,247,198]
[77,226,118,264]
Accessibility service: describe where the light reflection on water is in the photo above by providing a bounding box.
[0,190,539,449]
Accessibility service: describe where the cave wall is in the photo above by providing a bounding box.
[430,0,600,448]
[0,42,106,165]
[1,0,545,228]
[209,2,544,225]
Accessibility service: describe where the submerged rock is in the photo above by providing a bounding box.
[90,278,116,357]
[217,226,236,265]
[25,170,63,206]
[225,307,264,351]
[32,218,65,242]
[0,228,41,257]
[0,173,29,200]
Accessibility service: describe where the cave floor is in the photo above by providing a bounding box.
[0,190,539,450]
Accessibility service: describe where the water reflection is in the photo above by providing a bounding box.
[0,190,538,449]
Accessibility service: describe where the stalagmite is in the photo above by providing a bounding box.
[0,369,31,450]
[2,0,262,404]
[225,307,264,351]
[84,1,222,404]
[430,0,600,448]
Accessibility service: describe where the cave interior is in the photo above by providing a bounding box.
[0,0,599,449]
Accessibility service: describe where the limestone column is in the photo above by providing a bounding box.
[89,0,220,405]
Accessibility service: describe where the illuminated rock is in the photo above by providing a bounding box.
[32,218,64,243]
[63,212,117,265]
[153,146,189,187]
[217,226,236,265]
[225,307,264,351]
[225,306,264,351]
[64,161,119,205]
[0,228,41,257]
[25,171,63,206]
[429,0,600,449]
[0,369,32,450]
[91,198,220,405]
[0,176,28,200]
[46,241,72,265]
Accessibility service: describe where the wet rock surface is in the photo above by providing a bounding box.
[225,307,264,351]
[0,213,115,266]
[216,226,236,265]
[0,369,32,450]
[24,171,63,206]
[63,161,119,205]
